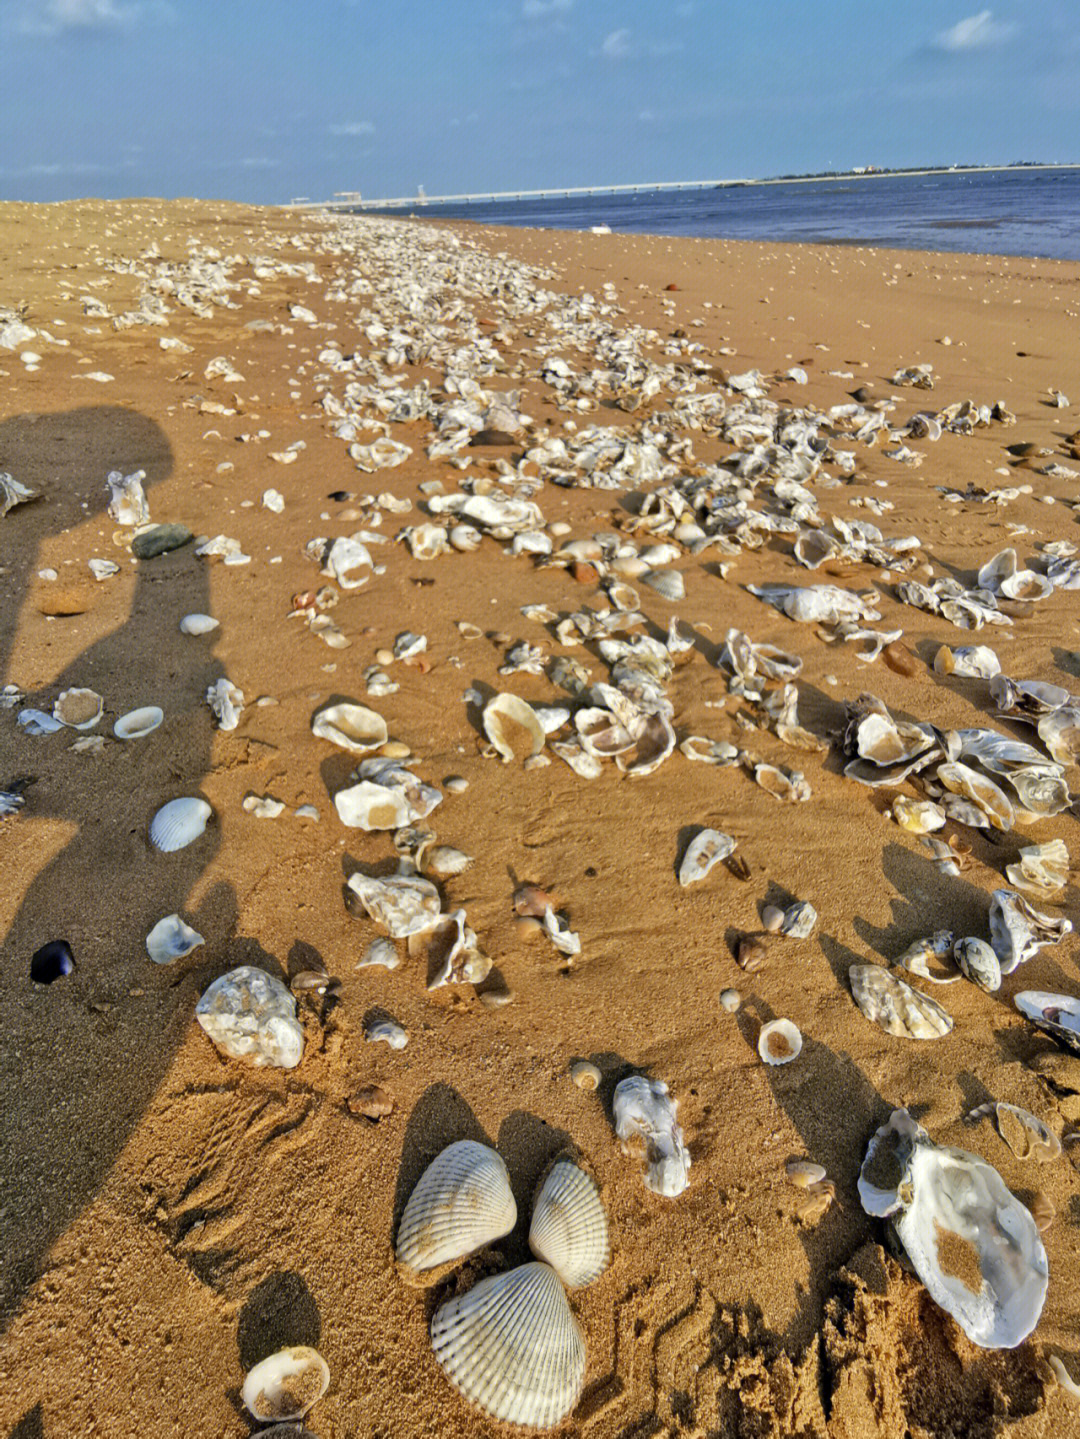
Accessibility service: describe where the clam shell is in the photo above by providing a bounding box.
[482,692,545,763]
[149,796,212,852]
[678,829,735,886]
[528,1159,610,1288]
[430,1262,585,1427]
[145,913,204,964]
[113,705,163,739]
[396,1140,517,1279]
[53,687,103,730]
[311,702,387,753]
[241,1346,329,1421]
[758,1018,802,1065]
[179,613,219,635]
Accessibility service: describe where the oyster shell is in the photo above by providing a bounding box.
[988,889,1071,974]
[1014,991,1080,1055]
[1002,766,1070,819]
[894,931,959,985]
[892,796,946,833]
[935,644,1000,678]
[613,1074,691,1198]
[858,1109,1047,1349]
[346,871,441,937]
[849,964,953,1039]
[482,692,545,763]
[968,1102,1061,1162]
[205,677,243,731]
[311,702,388,753]
[1037,706,1080,765]
[1005,840,1069,900]
[396,1140,517,1279]
[937,762,1014,831]
[529,1159,610,1288]
[678,829,735,886]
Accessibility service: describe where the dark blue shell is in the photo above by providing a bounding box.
[30,940,75,984]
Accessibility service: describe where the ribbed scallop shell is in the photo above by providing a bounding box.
[396,1140,516,1277]
[149,796,212,852]
[431,1262,585,1427]
[528,1160,610,1288]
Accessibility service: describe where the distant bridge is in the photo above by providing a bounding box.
[295,178,755,211]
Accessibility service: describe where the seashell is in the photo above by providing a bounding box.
[953,937,1001,993]
[758,1018,802,1065]
[335,781,412,830]
[205,677,243,731]
[720,988,742,1012]
[449,523,482,552]
[892,796,946,833]
[1014,991,1080,1056]
[617,712,676,778]
[347,871,440,937]
[1001,570,1053,602]
[794,529,839,569]
[640,569,684,601]
[761,904,785,933]
[241,1346,330,1421]
[786,1158,827,1188]
[736,934,767,972]
[430,1262,585,1427]
[365,1016,408,1048]
[1005,839,1069,900]
[937,762,1014,831]
[0,471,39,515]
[976,548,1018,593]
[311,702,387,753]
[396,1140,517,1278]
[849,964,953,1040]
[53,688,103,730]
[754,763,811,802]
[855,713,934,768]
[482,692,545,763]
[425,844,472,876]
[613,1074,690,1197]
[356,937,399,970]
[106,469,149,527]
[347,1084,394,1120]
[570,1060,601,1090]
[196,967,303,1069]
[1029,1191,1054,1234]
[529,1159,610,1287]
[1003,765,1070,819]
[18,708,64,735]
[796,1180,836,1224]
[426,910,490,989]
[149,796,212,852]
[858,1109,1047,1348]
[323,535,373,588]
[575,706,635,757]
[112,705,164,740]
[780,901,816,939]
[987,1102,1061,1162]
[989,889,1071,974]
[541,905,581,958]
[408,522,448,560]
[894,931,959,985]
[678,829,735,887]
[30,939,74,983]
[680,735,740,766]
[145,913,204,964]
[990,674,1070,722]
[179,612,219,635]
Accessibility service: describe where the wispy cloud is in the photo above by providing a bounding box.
[329,121,376,137]
[934,10,1016,52]
[12,0,170,35]
[601,27,631,58]
[0,158,133,178]
[522,0,572,17]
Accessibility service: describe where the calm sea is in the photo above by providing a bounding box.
[357,167,1080,263]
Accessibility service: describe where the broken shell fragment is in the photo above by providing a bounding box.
[347,1084,394,1120]
[678,829,735,886]
[968,1102,1062,1162]
[53,688,103,730]
[205,677,244,731]
[529,1159,610,1287]
[736,934,767,972]
[365,1016,408,1048]
[989,889,1072,974]
[482,692,546,763]
[1005,840,1069,901]
[347,871,441,937]
[850,964,953,1039]
[356,937,400,970]
[613,1074,691,1197]
[396,1140,517,1279]
[145,913,204,964]
[892,796,946,833]
[241,1346,330,1422]
[796,1180,837,1225]
[780,901,817,939]
[758,1018,803,1065]
[1014,991,1080,1055]
[311,702,388,753]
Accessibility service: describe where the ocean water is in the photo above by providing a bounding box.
[358,167,1080,262]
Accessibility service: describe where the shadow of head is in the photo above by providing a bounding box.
[237,1271,322,1370]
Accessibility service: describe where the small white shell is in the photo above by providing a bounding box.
[53,688,104,730]
[145,913,204,964]
[364,1016,408,1048]
[641,568,685,601]
[241,1346,329,1421]
[482,692,546,763]
[396,1140,517,1277]
[311,702,388,753]
[113,705,163,739]
[179,613,219,635]
[529,1159,610,1288]
[431,1262,585,1428]
[678,829,735,887]
[149,796,212,852]
[356,937,400,970]
[758,1018,803,1065]
[425,844,472,876]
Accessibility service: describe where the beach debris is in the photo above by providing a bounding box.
[988,889,1071,974]
[482,692,546,763]
[893,931,959,986]
[678,829,735,886]
[540,905,581,958]
[431,1263,585,1428]
[1014,992,1080,1055]
[88,558,119,581]
[849,964,953,1039]
[779,900,817,939]
[0,472,39,517]
[858,1108,1047,1348]
[30,939,74,984]
[149,796,212,852]
[965,1102,1061,1162]
[364,1016,408,1048]
[241,1346,330,1422]
[53,688,103,730]
[424,844,472,876]
[243,793,285,819]
[613,1074,691,1197]
[311,701,387,753]
[195,967,303,1069]
[347,1084,394,1121]
[347,870,441,936]
[131,523,192,560]
[205,677,244,731]
[262,488,285,512]
[106,469,149,526]
[335,760,442,831]
[180,612,219,635]
[570,1060,601,1090]
[528,1159,610,1287]
[396,1141,517,1279]
[145,914,204,964]
[953,937,1001,993]
[425,909,491,989]
[113,706,163,740]
[758,1018,803,1065]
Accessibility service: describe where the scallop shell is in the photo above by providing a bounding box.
[430,1263,585,1428]
[678,829,735,886]
[311,702,388,753]
[758,1018,802,1065]
[113,705,163,739]
[241,1346,329,1421]
[53,688,103,730]
[641,568,685,601]
[396,1140,517,1279]
[179,613,219,635]
[149,796,212,852]
[482,692,545,763]
[528,1159,610,1288]
[145,913,204,964]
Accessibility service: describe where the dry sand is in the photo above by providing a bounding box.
[1,199,1080,1438]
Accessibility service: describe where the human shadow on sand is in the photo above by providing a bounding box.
[0,407,226,1328]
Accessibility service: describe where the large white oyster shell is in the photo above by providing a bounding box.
[195,966,303,1069]
[849,964,953,1039]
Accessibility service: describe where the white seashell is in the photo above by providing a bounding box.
[449,523,482,552]
[323,535,373,588]
[893,930,960,985]
[241,1346,329,1421]
[613,1074,691,1197]
[356,937,399,970]
[425,844,472,876]
[1005,840,1069,901]
[88,558,119,581]
[937,762,1013,831]
[195,966,303,1068]
[678,829,735,886]
[347,871,441,937]
[758,1018,803,1065]
[350,436,412,471]
[145,913,204,964]
[482,692,545,763]
[1004,765,1070,819]
[243,793,285,818]
[106,469,149,527]
[858,1109,1047,1348]
[365,1016,408,1048]
[971,1102,1062,1162]
[1037,706,1080,766]
[1014,990,1080,1055]
[335,781,412,830]
[205,677,244,731]
[150,796,212,852]
[641,568,684,601]
[397,1140,517,1278]
[262,488,285,513]
[311,702,387,753]
[179,612,219,635]
[53,688,104,730]
[570,1060,601,1090]
[953,937,1001,992]
[529,1159,610,1288]
[430,1262,585,1427]
[113,705,163,739]
[425,909,490,989]
[849,964,953,1039]
[892,796,946,833]
[408,522,449,560]
[989,889,1071,974]
[780,901,817,939]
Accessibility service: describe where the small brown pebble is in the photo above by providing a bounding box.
[882,641,918,676]
[570,560,599,584]
[513,916,544,940]
[736,934,767,973]
[664,282,679,292]
[761,905,785,933]
[347,1085,394,1120]
[380,740,411,759]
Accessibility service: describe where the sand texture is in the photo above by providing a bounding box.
[2,199,1080,1437]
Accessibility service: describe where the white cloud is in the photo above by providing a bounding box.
[638,108,656,122]
[934,10,1015,51]
[601,27,631,58]
[329,121,376,137]
[522,0,572,16]
[12,0,171,35]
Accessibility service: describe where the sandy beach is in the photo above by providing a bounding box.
[3,198,1080,1438]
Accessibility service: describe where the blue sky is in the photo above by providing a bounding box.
[1,1,1077,203]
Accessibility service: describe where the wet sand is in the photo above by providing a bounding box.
[1,199,1080,1437]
